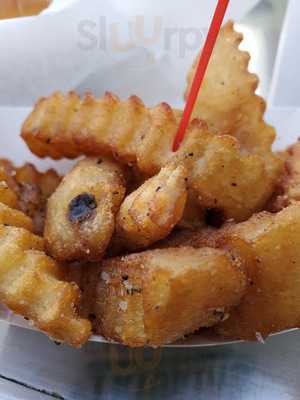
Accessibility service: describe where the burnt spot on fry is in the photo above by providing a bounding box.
[205,208,225,228]
[68,193,97,224]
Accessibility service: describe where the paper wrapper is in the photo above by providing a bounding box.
[269,0,300,107]
[0,0,259,107]
[0,0,296,347]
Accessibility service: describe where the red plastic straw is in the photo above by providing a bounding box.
[172,0,230,152]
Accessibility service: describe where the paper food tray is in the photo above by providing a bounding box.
[0,0,297,347]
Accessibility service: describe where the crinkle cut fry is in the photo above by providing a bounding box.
[0,190,91,345]
[0,174,34,232]
[186,21,282,184]
[21,91,181,176]
[0,181,18,209]
[21,93,282,221]
[0,158,61,234]
[0,159,20,208]
[0,224,92,346]
[186,21,274,153]
[0,159,20,194]
[15,163,61,234]
[0,202,33,231]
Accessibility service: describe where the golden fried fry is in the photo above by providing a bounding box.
[15,163,61,234]
[176,122,277,221]
[92,247,246,347]
[21,91,179,174]
[186,21,274,153]
[0,181,18,208]
[0,202,33,231]
[269,142,300,212]
[0,223,91,346]
[213,203,300,340]
[22,96,282,221]
[45,157,126,262]
[0,159,20,208]
[0,173,33,230]
[115,162,188,250]
[0,159,20,194]
[186,21,282,196]
[0,176,92,345]
[155,227,220,250]
[0,159,61,234]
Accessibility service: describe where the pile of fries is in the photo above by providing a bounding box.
[1,21,300,347]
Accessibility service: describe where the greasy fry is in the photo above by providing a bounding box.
[115,162,188,250]
[0,181,18,208]
[0,159,19,194]
[0,202,33,231]
[0,223,91,346]
[269,142,300,211]
[0,173,34,231]
[93,247,246,347]
[174,122,279,221]
[0,159,61,234]
[186,21,282,198]
[0,170,92,345]
[21,91,180,173]
[155,227,220,250]
[15,163,61,234]
[214,203,300,340]
[186,21,274,154]
[0,160,93,345]
[45,157,126,262]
